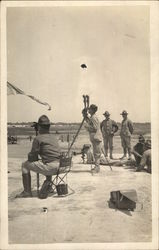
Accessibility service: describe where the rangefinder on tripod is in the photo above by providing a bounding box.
[68,95,90,154]
[82,95,89,117]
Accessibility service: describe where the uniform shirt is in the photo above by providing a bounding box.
[140,149,151,167]
[100,119,118,136]
[85,114,102,142]
[133,142,145,156]
[29,132,61,163]
[120,118,133,137]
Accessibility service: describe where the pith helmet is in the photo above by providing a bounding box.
[38,115,50,125]
[103,111,110,116]
[120,110,128,115]
[89,104,98,112]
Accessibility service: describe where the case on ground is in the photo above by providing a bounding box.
[110,189,138,210]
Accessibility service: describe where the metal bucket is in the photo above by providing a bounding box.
[56,184,68,196]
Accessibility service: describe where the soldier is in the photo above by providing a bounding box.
[132,135,145,166]
[82,104,102,173]
[136,139,151,173]
[100,111,118,159]
[16,115,61,198]
[120,110,134,160]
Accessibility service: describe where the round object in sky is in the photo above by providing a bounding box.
[81,64,87,69]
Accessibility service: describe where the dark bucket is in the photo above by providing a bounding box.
[56,184,68,196]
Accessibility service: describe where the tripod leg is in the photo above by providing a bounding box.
[37,173,40,194]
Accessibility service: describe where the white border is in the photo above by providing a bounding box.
[1,1,8,248]
[1,1,159,250]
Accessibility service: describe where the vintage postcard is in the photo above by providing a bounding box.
[0,1,159,250]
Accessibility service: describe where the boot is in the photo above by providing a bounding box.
[95,165,100,173]
[136,166,142,172]
[95,157,100,173]
[91,165,100,173]
[16,173,32,198]
[39,179,54,199]
[45,175,54,193]
[120,148,127,160]
[120,155,127,160]
[135,164,144,172]
[110,149,113,159]
[46,175,52,182]
[128,149,132,160]
[105,149,108,158]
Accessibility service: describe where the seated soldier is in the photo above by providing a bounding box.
[16,115,61,198]
[136,139,151,173]
[132,135,145,166]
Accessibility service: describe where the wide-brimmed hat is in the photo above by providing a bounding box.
[88,104,98,112]
[38,115,50,125]
[103,111,110,116]
[120,110,128,115]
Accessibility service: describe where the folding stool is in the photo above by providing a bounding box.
[52,153,72,196]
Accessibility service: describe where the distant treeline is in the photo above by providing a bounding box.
[7,122,81,126]
[8,122,151,137]
[7,121,151,126]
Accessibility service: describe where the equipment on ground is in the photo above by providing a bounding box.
[8,135,17,144]
[81,144,93,163]
[110,189,138,211]
[56,184,68,196]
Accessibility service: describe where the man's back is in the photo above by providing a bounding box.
[141,149,151,167]
[31,133,61,163]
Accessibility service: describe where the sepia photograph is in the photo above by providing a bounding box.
[0,1,159,249]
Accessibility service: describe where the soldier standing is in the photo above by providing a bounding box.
[100,111,118,159]
[83,104,102,173]
[120,110,134,160]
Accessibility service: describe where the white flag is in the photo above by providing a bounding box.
[7,81,51,111]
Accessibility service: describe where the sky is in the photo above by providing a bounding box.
[7,5,150,123]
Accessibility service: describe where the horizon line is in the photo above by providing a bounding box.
[7,121,151,124]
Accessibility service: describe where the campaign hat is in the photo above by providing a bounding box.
[103,111,110,116]
[120,110,128,115]
[38,115,50,125]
